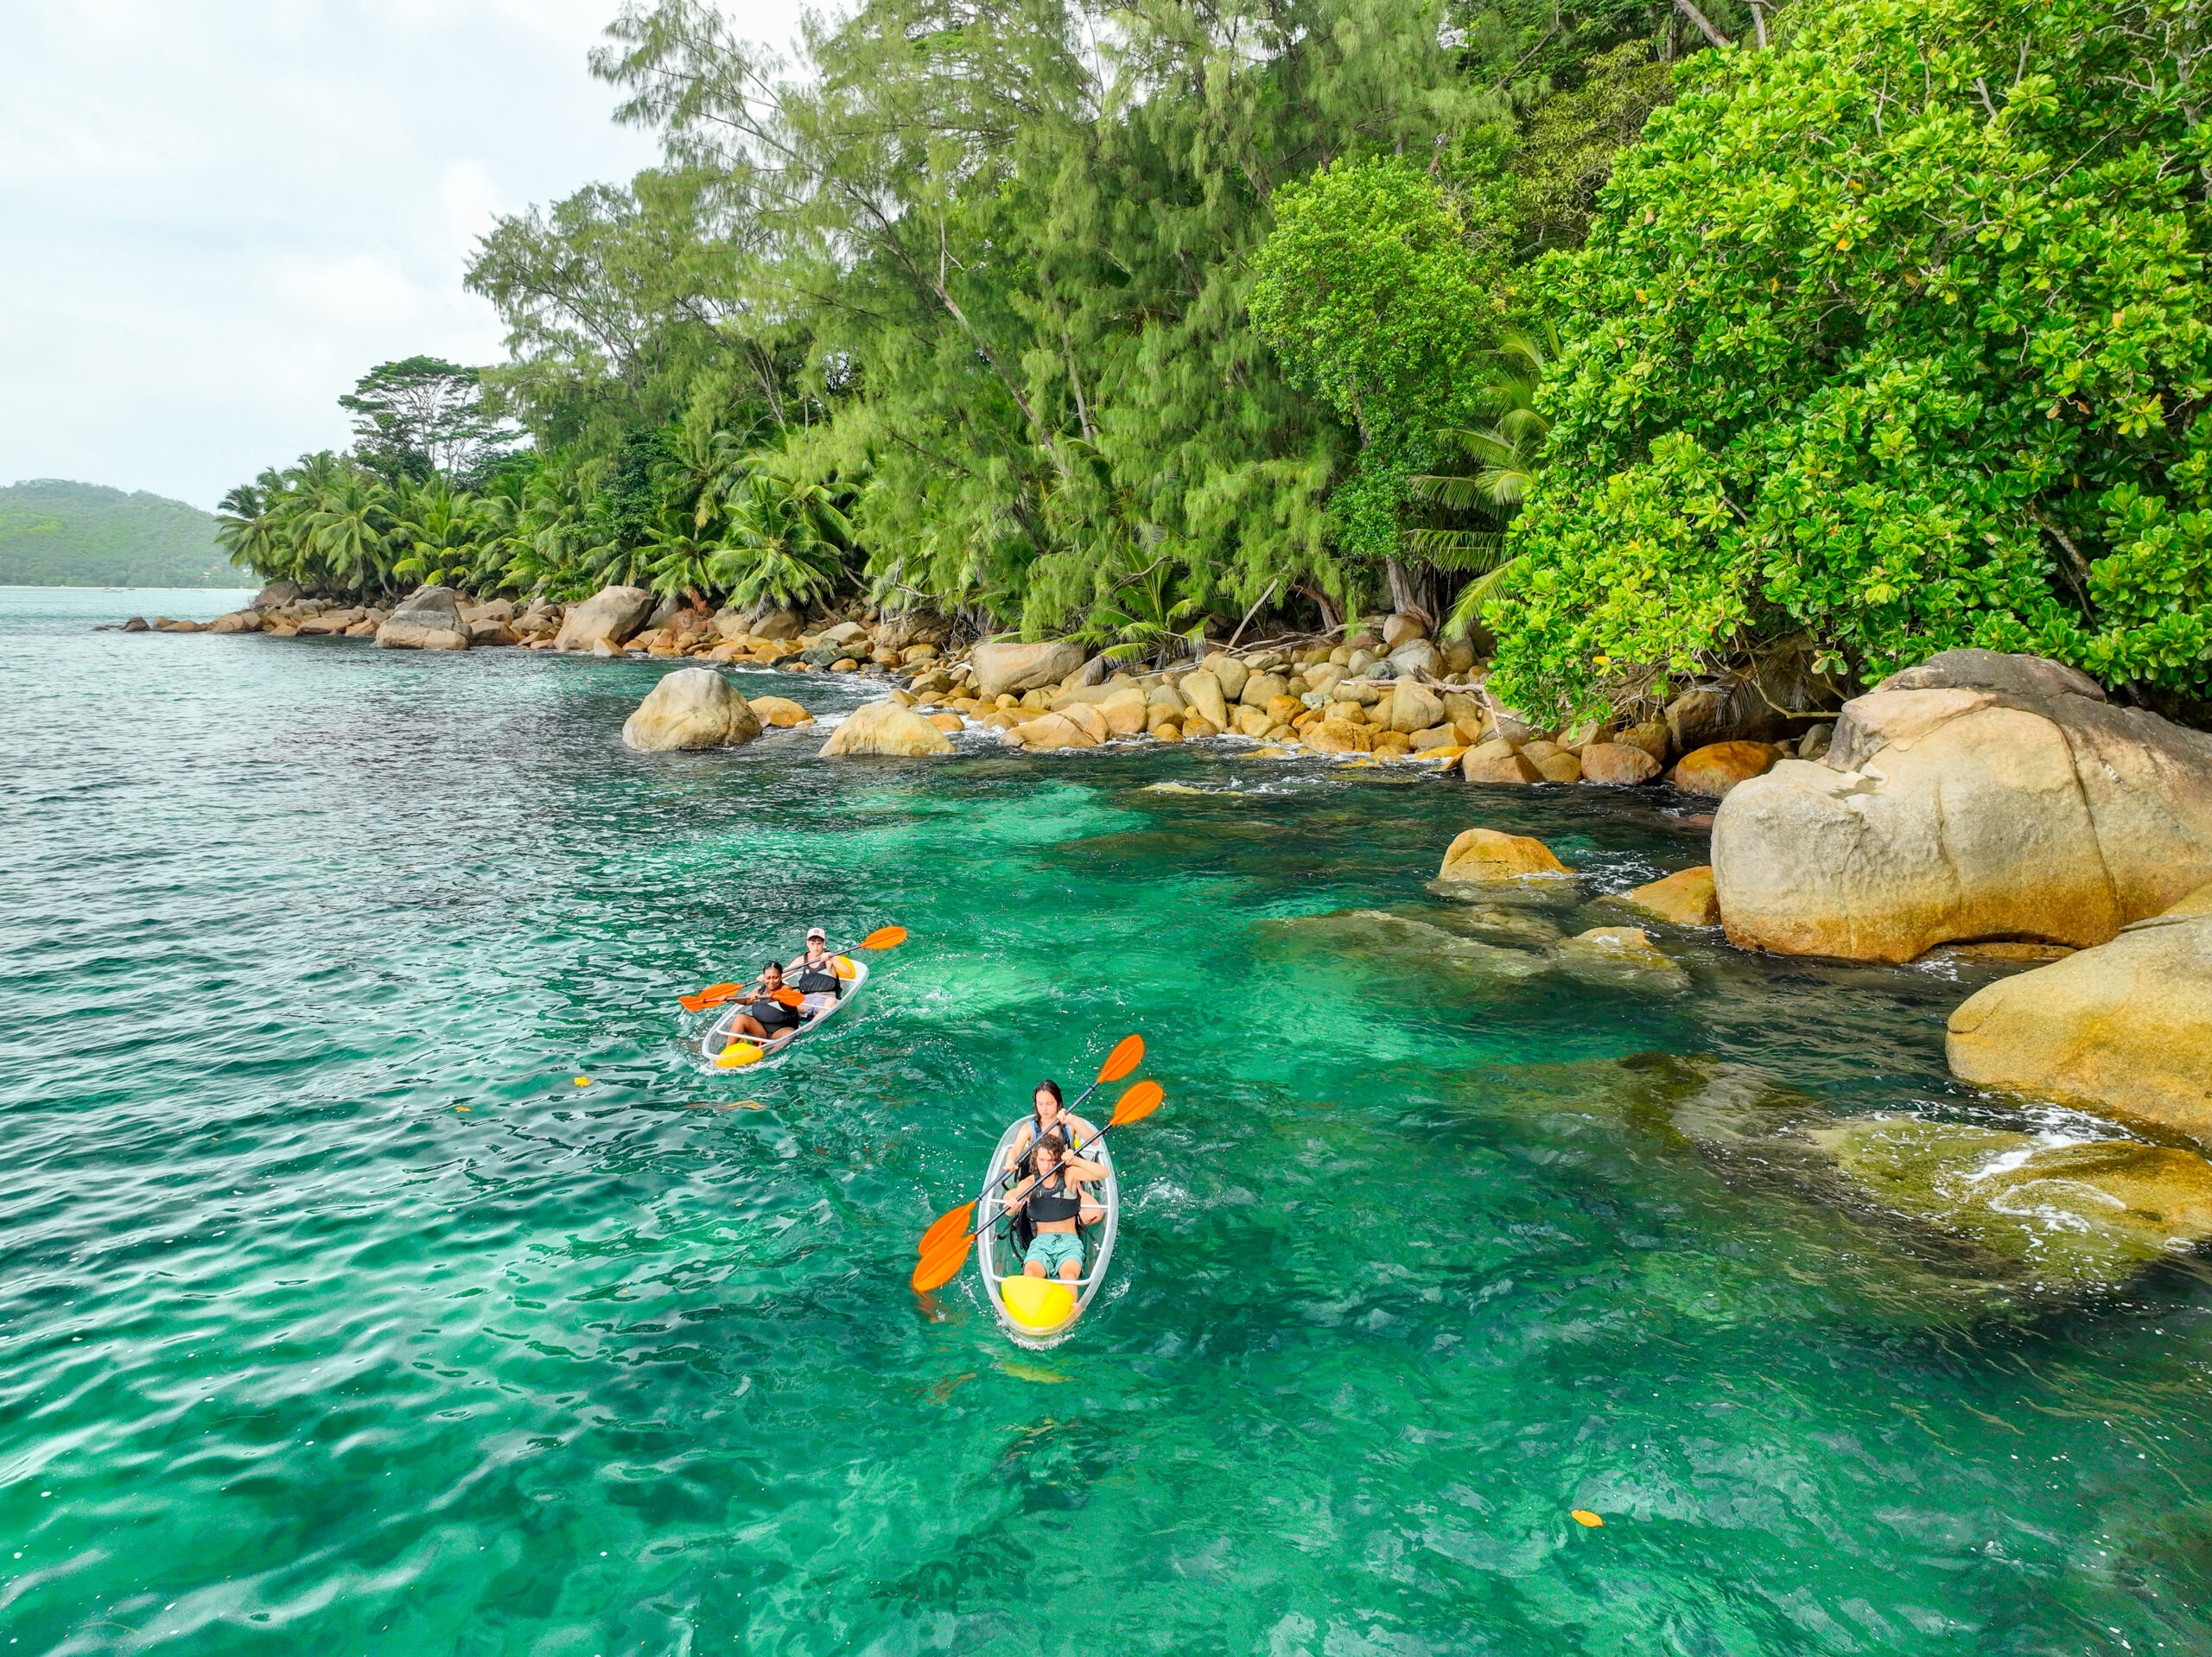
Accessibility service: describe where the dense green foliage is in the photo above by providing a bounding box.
[219,0,2212,715]
[1485,0,2212,718]
[0,480,248,588]
[215,444,851,608]
[223,0,1709,637]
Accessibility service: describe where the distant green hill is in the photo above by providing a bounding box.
[0,479,252,587]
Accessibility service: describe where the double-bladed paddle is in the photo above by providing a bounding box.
[680,924,909,1010]
[910,1077,1165,1292]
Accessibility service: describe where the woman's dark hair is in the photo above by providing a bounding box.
[1033,1129,1066,1162]
[761,960,783,975]
[1034,1079,1064,1109]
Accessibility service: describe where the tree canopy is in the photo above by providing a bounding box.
[1484,0,2212,718]
[218,0,2211,714]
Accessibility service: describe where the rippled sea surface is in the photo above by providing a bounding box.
[8,585,2212,1655]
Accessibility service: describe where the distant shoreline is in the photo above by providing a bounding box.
[0,582,253,592]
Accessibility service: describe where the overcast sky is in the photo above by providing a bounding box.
[0,1,802,510]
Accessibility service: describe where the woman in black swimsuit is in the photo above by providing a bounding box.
[724,961,804,1042]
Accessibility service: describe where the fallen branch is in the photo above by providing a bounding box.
[1227,577,1283,648]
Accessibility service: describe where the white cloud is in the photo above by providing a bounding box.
[0,0,801,507]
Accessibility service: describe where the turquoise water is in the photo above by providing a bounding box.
[7,584,2212,1654]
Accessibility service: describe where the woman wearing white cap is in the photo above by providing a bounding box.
[788,927,846,1019]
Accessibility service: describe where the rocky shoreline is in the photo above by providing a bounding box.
[117,577,1830,794]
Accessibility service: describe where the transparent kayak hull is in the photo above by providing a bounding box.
[976,1116,1118,1350]
[694,956,869,1070]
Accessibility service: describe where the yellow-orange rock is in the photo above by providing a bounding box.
[1306,718,1371,755]
[1671,741,1781,797]
[818,700,955,757]
[1948,882,2212,1143]
[1580,742,1662,785]
[1611,866,1720,927]
[747,695,815,727]
[1461,740,1541,785]
[1534,752,1583,784]
[1438,828,1570,884]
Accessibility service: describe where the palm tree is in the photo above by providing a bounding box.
[391,477,484,590]
[1404,327,1557,635]
[302,470,399,595]
[215,472,283,578]
[643,511,725,607]
[707,473,853,611]
[658,416,755,530]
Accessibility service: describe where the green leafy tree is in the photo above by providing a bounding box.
[1486,0,2212,721]
[340,357,522,484]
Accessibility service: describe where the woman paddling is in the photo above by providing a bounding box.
[787,926,846,1019]
[1007,1080,1097,1167]
[722,961,804,1042]
[1002,1131,1107,1283]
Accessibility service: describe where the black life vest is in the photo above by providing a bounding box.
[791,955,843,997]
[750,993,801,1030]
[1025,1167,1084,1225]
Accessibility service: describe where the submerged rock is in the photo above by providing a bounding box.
[1948,881,2212,1146]
[1587,1053,2212,1298]
[820,700,956,757]
[621,667,763,752]
[1260,909,1550,987]
[1713,650,2212,962]
[1802,1117,2212,1291]
[1551,926,1690,993]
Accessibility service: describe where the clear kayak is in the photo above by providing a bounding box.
[975,1116,1119,1349]
[694,955,870,1070]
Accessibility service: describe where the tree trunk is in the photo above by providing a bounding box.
[1384,557,1436,623]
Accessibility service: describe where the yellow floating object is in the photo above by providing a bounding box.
[835,955,857,979]
[455,1106,469,1112]
[999,1275,1077,1334]
[1571,1510,1604,1528]
[715,1043,765,1069]
[573,1076,592,1086]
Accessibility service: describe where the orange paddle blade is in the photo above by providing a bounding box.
[678,981,741,1012]
[1096,1033,1144,1085]
[770,987,805,1006]
[911,1233,973,1292]
[1109,1080,1164,1127]
[861,926,907,949]
[918,1201,976,1257]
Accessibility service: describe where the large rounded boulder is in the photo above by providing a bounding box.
[969,639,1086,701]
[375,586,469,651]
[1712,651,2212,962]
[621,668,763,752]
[554,584,657,652]
[819,700,956,757]
[1948,882,2212,1144]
